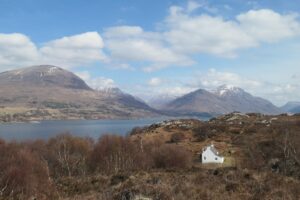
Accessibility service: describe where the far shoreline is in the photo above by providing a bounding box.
[0,114,213,124]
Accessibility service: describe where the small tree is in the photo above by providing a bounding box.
[46,133,93,177]
[151,144,192,169]
[0,142,57,199]
[169,132,185,144]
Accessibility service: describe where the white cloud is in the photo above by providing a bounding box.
[260,83,300,106]
[102,5,300,69]
[165,12,257,57]
[148,77,163,86]
[187,69,300,106]
[237,9,300,43]
[158,86,193,97]
[0,33,39,69]
[0,32,107,71]
[134,69,299,106]
[187,1,201,12]
[104,26,144,38]
[109,63,135,70]
[127,68,300,107]
[131,84,194,105]
[1,3,300,73]
[126,76,195,103]
[75,71,116,90]
[75,71,91,81]
[104,25,194,71]
[106,37,186,63]
[192,69,262,90]
[273,84,297,93]
[40,32,107,67]
[164,7,300,57]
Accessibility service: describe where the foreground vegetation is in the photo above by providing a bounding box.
[0,134,192,200]
[0,113,300,199]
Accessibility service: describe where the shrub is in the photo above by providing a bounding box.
[46,133,93,177]
[193,125,211,142]
[0,142,57,199]
[151,145,192,169]
[129,126,144,135]
[88,135,193,174]
[89,135,148,174]
[169,132,185,143]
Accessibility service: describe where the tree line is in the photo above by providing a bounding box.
[0,133,192,199]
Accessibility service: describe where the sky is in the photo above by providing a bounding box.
[1,0,300,106]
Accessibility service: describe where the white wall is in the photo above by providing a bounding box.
[202,148,224,164]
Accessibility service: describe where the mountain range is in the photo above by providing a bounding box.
[0,65,159,120]
[281,101,300,114]
[0,65,292,121]
[161,85,282,116]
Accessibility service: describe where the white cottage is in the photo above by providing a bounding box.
[201,144,224,164]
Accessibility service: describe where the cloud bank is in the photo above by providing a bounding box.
[1,1,300,105]
[0,32,106,71]
[104,5,300,70]
[75,71,116,90]
[1,3,300,71]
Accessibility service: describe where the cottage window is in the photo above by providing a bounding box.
[204,156,206,160]
[215,157,218,160]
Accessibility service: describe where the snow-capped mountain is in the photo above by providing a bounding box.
[214,85,245,97]
[0,65,92,90]
[0,65,159,119]
[97,87,124,95]
[162,85,282,116]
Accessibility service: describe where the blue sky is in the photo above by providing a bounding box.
[1,0,300,106]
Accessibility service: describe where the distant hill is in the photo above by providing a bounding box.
[0,65,159,121]
[147,94,178,109]
[281,102,300,113]
[162,85,282,116]
[0,65,91,90]
[290,106,300,114]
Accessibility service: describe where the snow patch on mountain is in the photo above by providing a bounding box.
[97,87,123,95]
[214,84,244,97]
[48,66,59,74]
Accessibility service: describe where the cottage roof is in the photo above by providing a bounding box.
[209,145,219,155]
[203,144,219,155]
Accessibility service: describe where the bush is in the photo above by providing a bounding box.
[0,133,193,199]
[89,135,149,174]
[169,132,185,143]
[151,145,192,169]
[129,126,144,135]
[89,135,193,173]
[193,126,211,142]
[46,133,93,177]
[0,141,57,199]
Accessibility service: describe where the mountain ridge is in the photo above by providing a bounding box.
[0,65,92,90]
[0,65,288,122]
[162,85,282,116]
[0,65,160,121]
[281,101,300,113]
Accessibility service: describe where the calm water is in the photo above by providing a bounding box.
[0,118,167,141]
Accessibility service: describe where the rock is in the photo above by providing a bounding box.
[269,158,280,173]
